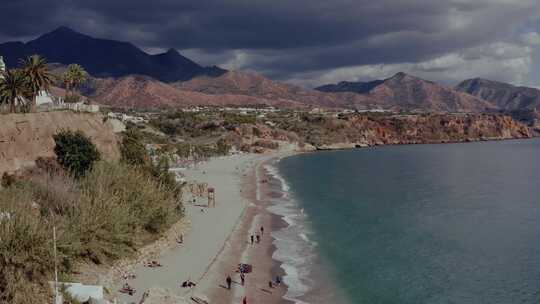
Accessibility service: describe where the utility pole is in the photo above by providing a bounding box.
[53,226,59,304]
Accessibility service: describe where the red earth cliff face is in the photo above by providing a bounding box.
[0,112,120,175]
[278,113,534,149]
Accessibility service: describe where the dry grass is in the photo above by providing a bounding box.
[0,161,183,303]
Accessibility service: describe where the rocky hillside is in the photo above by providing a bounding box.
[315,73,495,112]
[174,71,347,107]
[145,109,535,156]
[275,113,534,149]
[90,75,305,108]
[176,71,494,112]
[456,78,540,111]
[0,112,120,175]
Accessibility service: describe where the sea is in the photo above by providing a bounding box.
[264,138,540,304]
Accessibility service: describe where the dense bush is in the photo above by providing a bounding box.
[120,128,181,198]
[216,138,232,155]
[223,112,257,125]
[63,94,81,104]
[150,111,206,137]
[175,140,230,160]
[53,130,101,178]
[120,129,150,166]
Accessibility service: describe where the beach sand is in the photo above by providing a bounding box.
[195,156,294,304]
[111,148,297,304]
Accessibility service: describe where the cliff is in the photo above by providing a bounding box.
[276,113,535,150]
[0,111,120,175]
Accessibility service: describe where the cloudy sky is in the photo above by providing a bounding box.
[2,0,540,87]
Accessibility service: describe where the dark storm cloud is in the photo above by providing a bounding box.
[1,0,540,85]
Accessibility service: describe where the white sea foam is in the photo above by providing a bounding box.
[255,161,262,201]
[264,164,290,193]
[264,164,316,304]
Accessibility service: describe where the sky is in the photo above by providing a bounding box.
[2,0,540,88]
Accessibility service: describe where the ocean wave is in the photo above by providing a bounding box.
[264,164,291,193]
[264,164,317,304]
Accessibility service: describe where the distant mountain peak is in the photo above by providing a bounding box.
[51,26,77,34]
[388,72,416,81]
[34,26,91,44]
[44,26,87,38]
[164,48,180,55]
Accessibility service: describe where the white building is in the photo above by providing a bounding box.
[50,282,108,304]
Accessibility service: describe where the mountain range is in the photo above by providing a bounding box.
[0,26,225,82]
[1,27,539,116]
[455,78,540,112]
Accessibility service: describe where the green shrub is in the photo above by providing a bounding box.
[216,138,231,155]
[252,127,262,137]
[1,172,16,188]
[64,94,81,104]
[120,129,150,166]
[223,112,256,125]
[53,130,101,178]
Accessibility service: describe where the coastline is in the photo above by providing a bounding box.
[102,151,284,303]
[95,137,540,304]
[312,134,539,152]
[195,149,298,304]
[201,136,540,304]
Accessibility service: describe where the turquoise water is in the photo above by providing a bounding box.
[277,139,540,304]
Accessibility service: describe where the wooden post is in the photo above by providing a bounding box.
[208,187,216,207]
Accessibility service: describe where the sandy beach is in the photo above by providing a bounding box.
[108,146,297,304]
[194,156,294,304]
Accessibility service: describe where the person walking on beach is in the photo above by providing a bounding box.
[226,275,232,290]
[240,273,245,286]
[260,226,264,236]
[250,235,254,245]
[256,234,260,243]
[268,280,273,289]
[243,296,247,304]
[275,276,281,286]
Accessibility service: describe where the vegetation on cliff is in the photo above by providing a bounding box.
[140,109,535,157]
[273,112,533,147]
[53,130,101,178]
[0,131,183,303]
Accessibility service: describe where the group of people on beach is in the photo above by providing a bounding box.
[223,225,284,303]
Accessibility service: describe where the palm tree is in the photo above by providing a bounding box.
[0,69,30,113]
[21,55,55,112]
[62,64,88,102]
